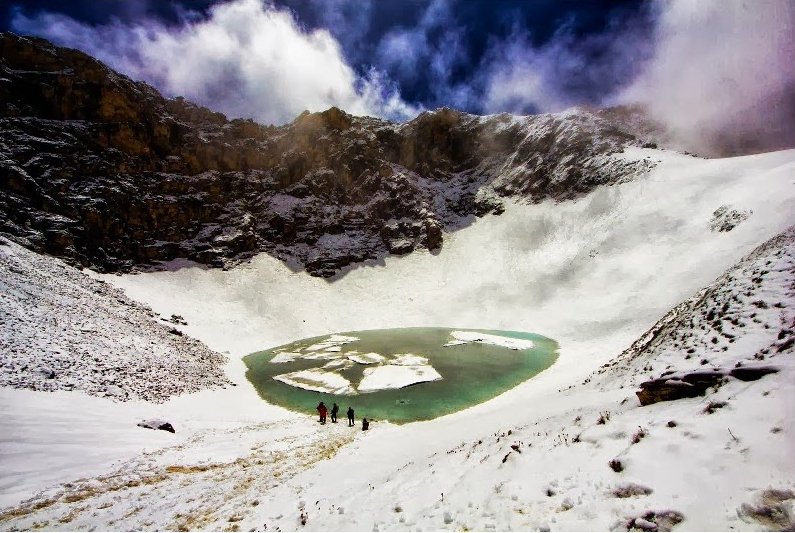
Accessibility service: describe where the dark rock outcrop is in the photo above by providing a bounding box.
[137,419,176,433]
[0,32,658,277]
[729,365,779,381]
[636,378,706,406]
[636,364,779,405]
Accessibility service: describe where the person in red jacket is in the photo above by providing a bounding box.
[317,402,328,424]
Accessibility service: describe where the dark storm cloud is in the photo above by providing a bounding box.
[4,0,794,153]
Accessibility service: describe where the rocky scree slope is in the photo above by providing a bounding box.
[0,236,231,402]
[0,32,657,277]
[591,225,795,397]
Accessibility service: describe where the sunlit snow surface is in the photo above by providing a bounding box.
[3,148,794,531]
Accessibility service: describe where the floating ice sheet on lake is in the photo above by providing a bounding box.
[323,359,354,370]
[348,352,387,365]
[270,352,301,363]
[303,334,359,352]
[273,369,356,395]
[391,353,430,366]
[301,351,345,361]
[444,330,534,350]
[357,364,442,392]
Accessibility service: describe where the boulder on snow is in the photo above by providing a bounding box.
[636,379,701,406]
[679,370,724,386]
[729,365,779,382]
[137,419,175,433]
[637,370,725,406]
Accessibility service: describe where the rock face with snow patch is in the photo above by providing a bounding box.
[0,32,658,278]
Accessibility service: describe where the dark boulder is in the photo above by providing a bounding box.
[137,419,176,433]
[637,368,729,406]
[636,379,703,406]
[679,370,724,387]
[729,365,779,381]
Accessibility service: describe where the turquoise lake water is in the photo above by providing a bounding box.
[243,327,558,424]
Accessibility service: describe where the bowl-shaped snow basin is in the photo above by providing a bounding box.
[243,328,559,424]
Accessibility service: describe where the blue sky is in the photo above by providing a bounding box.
[2,0,794,154]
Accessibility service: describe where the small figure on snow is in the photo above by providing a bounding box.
[317,401,328,424]
[362,418,370,431]
[331,403,339,423]
[347,406,355,427]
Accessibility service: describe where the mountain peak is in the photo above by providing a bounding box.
[0,34,659,278]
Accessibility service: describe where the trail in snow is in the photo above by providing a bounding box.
[0,418,356,531]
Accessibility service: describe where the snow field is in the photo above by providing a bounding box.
[0,147,794,530]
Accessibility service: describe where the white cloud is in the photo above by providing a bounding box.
[12,0,419,124]
[479,0,794,154]
[10,0,794,154]
[480,14,653,115]
[618,0,795,154]
[374,0,475,109]
[482,30,575,114]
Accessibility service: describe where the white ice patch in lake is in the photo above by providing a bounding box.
[300,351,345,361]
[273,369,355,395]
[391,353,430,366]
[444,330,534,350]
[348,352,387,365]
[269,352,301,364]
[322,359,354,370]
[357,364,443,392]
[303,335,358,352]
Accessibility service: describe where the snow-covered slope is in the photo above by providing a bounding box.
[106,148,795,373]
[594,226,795,392]
[0,147,794,531]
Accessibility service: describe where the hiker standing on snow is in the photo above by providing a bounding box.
[317,401,328,424]
[331,403,339,423]
[347,406,354,427]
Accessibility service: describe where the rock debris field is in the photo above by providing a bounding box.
[0,237,231,402]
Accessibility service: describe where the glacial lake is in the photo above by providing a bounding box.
[243,327,559,424]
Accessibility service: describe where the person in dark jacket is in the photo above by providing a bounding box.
[331,403,339,423]
[346,406,354,427]
[362,418,370,431]
[317,402,327,424]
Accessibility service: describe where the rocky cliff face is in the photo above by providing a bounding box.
[0,32,658,277]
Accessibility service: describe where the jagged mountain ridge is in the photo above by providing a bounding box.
[0,32,658,277]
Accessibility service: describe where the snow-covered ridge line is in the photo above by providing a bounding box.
[0,238,230,402]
